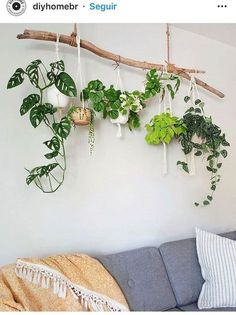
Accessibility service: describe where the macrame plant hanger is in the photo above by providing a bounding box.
[186,75,201,176]
[111,60,127,138]
[158,24,174,175]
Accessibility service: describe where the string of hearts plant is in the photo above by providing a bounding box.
[7,59,76,193]
[177,97,230,206]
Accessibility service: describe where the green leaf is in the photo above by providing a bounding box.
[207,166,213,172]
[203,200,210,206]
[55,72,77,97]
[195,151,202,156]
[53,117,71,139]
[93,102,104,112]
[26,61,41,87]
[30,107,44,128]
[211,185,216,191]
[44,151,59,159]
[89,90,104,103]
[217,163,222,168]
[26,174,38,185]
[195,108,202,114]
[44,136,60,151]
[50,60,65,71]
[195,99,202,105]
[109,110,119,119]
[184,96,191,103]
[41,103,57,115]
[194,202,199,207]
[31,163,59,178]
[220,149,228,158]
[20,94,40,116]
[7,68,25,89]
[177,161,189,173]
[207,195,213,201]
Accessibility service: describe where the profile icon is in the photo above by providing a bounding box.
[6,0,26,16]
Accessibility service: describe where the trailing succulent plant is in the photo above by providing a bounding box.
[7,59,76,193]
[177,97,230,206]
[145,112,186,145]
[81,79,146,130]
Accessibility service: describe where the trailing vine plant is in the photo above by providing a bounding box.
[177,97,230,206]
[7,59,76,193]
[81,80,146,130]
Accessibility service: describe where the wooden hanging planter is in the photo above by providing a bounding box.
[71,107,91,126]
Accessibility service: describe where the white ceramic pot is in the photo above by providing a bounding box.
[110,112,129,125]
[46,86,71,108]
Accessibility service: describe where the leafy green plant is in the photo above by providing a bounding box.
[145,112,186,145]
[177,98,230,206]
[143,69,180,100]
[82,80,146,131]
[7,59,76,193]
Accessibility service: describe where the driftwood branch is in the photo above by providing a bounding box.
[17,29,225,98]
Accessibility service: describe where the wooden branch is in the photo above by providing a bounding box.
[17,29,225,98]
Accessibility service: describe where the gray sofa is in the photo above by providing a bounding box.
[97,230,236,311]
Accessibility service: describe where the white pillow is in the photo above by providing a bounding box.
[196,228,236,309]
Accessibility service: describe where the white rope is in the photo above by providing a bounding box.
[76,32,85,109]
[186,75,201,176]
[15,259,128,312]
[55,34,60,61]
[113,65,124,138]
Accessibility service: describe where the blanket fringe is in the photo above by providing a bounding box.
[15,259,127,312]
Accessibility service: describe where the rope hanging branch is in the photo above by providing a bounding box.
[16,29,225,98]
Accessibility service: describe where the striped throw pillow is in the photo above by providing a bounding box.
[196,228,236,309]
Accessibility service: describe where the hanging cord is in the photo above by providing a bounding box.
[54,33,63,117]
[160,64,173,175]
[55,34,60,61]
[113,59,124,138]
[76,33,85,109]
[186,75,201,176]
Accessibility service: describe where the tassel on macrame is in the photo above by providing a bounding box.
[15,259,128,312]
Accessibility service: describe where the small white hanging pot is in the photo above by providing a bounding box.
[71,107,91,126]
[46,86,71,109]
[110,110,129,138]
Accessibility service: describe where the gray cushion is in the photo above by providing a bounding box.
[96,247,176,311]
[159,231,236,306]
[179,303,236,312]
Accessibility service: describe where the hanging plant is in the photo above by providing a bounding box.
[143,68,181,100]
[82,80,146,131]
[67,106,95,155]
[145,112,186,145]
[177,98,230,206]
[68,106,91,126]
[7,59,76,193]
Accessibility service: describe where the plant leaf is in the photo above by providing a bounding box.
[7,68,25,89]
[20,94,40,116]
[30,107,44,128]
[26,174,38,185]
[50,60,65,71]
[44,136,60,151]
[55,72,77,97]
[53,117,71,139]
[44,151,59,159]
[26,61,41,87]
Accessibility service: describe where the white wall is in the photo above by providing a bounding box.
[1,24,236,266]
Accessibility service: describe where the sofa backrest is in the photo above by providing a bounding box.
[159,231,236,307]
[96,247,177,311]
